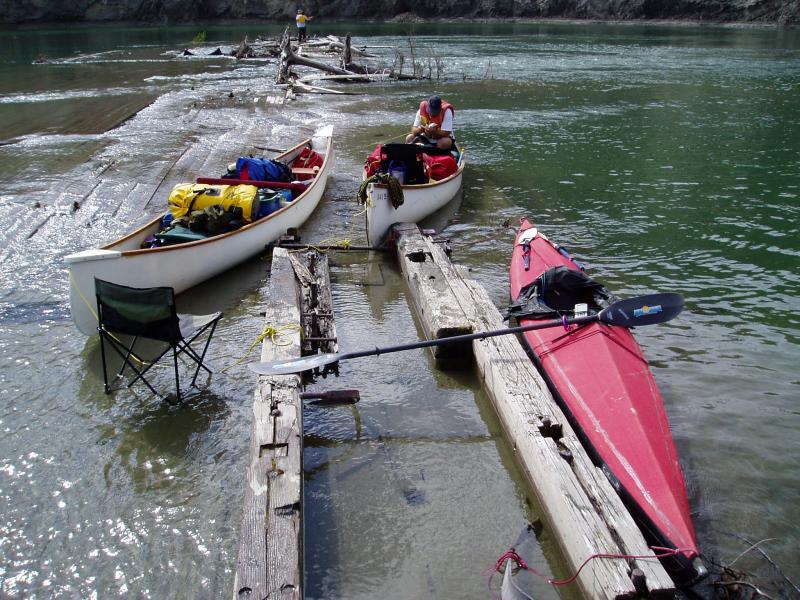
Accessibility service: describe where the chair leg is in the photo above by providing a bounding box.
[99,330,161,396]
[115,335,141,380]
[102,330,166,399]
[98,330,111,394]
[124,346,170,398]
[173,346,182,404]
[178,341,212,376]
[173,318,220,387]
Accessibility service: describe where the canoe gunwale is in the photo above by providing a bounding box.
[102,135,324,256]
[67,126,334,335]
[367,160,465,190]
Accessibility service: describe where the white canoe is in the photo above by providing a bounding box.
[66,125,334,335]
[364,150,465,246]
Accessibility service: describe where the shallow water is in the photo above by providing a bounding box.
[0,21,798,599]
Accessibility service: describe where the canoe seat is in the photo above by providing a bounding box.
[95,278,223,404]
[290,166,319,176]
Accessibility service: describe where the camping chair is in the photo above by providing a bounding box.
[95,278,223,403]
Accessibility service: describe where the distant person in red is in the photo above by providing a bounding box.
[296,9,312,43]
[405,95,455,150]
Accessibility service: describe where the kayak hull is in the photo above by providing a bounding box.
[509,218,700,585]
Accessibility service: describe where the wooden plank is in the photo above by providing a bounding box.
[290,166,319,176]
[393,223,474,367]
[404,231,675,599]
[292,250,338,357]
[234,247,303,600]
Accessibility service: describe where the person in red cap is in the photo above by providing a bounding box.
[405,95,455,150]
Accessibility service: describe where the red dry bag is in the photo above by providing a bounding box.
[423,154,458,181]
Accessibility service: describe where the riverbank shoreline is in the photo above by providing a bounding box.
[2,14,796,31]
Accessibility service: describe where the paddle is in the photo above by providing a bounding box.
[249,293,684,376]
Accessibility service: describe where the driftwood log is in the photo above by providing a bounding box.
[275,29,428,93]
[277,29,355,84]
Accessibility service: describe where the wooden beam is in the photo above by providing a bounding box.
[393,223,474,368]
[233,247,303,600]
[290,250,338,357]
[397,226,676,598]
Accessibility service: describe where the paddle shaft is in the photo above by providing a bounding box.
[340,292,683,362]
[341,313,600,362]
[249,293,683,376]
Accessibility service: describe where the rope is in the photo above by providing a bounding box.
[366,132,408,149]
[487,545,697,590]
[224,323,302,372]
[357,173,404,208]
[302,191,373,251]
[300,236,353,253]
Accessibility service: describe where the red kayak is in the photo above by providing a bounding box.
[509,218,703,585]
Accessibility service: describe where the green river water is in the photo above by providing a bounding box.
[0,21,798,599]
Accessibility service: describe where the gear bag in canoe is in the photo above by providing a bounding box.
[167,183,259,222]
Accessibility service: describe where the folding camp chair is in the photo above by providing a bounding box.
[95,278,223,403]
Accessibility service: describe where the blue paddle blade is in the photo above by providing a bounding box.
[599,293,684,327]
[249,352,343,376]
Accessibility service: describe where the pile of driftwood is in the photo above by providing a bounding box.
[275,29,418,92]
[235,29,438,97]
[179,29,442,100]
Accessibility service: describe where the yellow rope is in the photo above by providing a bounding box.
[291,198,373,253]
[367,132,408,149]
[300,236,353,253]
[223,323,302,372]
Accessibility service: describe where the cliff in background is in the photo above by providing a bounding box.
[1,0,797,25]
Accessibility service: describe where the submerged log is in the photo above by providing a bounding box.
[289,53,353,76]
[291,79,353,95]
[297,73,375,84]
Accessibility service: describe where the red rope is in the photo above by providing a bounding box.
[488,546,697,588]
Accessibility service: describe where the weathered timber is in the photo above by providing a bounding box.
[289,250,338,356]
[397,227,676,599]
[277,28,356,84]
[343,34,352,65]
[290,79,350,95]
[276,29,423,89]
[393,223,474,368]
[234,36,251,59]
[288,53,353,76]
[233,247,303,600]
[297,73,382,83]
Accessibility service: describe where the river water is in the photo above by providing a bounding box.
[0,21,798,599]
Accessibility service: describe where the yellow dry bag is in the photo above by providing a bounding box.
[168,184,259,222]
